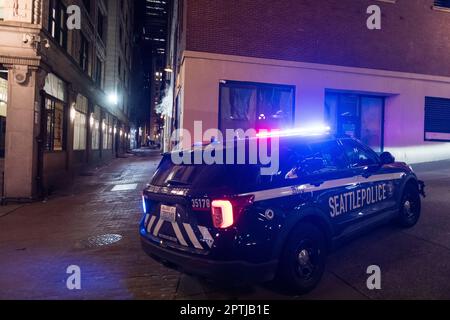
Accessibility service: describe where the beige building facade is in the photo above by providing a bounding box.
[0,0,133,201]
[164,0,450,165]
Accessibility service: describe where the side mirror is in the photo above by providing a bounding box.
[380,152,395,165]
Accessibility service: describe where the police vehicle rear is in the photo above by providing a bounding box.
[140,130,425,294]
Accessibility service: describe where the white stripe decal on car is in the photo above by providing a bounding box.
[358,172,405,184]
[153,218,164,237]
[240,173,405,202]
[172,222,189,246]
[146,215,156,233]
[198,226,214,248]
[183,223,203,249]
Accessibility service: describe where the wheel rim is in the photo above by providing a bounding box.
[404,200,413,217]
[403,192,419,221]
[295,240,319,280]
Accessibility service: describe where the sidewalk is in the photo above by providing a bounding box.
[410,159,450,181]
[0,150,169,299]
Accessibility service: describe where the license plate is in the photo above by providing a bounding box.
[160,205,176,223]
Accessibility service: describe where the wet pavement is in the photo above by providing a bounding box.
[0,151,450,300]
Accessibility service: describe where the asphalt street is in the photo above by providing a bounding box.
[0,151,449,300]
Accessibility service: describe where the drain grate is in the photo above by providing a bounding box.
[76,234,123,249]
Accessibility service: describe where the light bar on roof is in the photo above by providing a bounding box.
[256,125,331,138]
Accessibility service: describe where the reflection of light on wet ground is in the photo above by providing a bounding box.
[111,184,138,191]
[76,234,123,249]
[388,143,450,164]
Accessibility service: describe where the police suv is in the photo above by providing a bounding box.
[140,131,425,293]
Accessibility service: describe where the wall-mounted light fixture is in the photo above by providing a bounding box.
[90,114,95,127]
[70,104,76,122]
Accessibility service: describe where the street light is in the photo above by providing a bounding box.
[108,93,118,105]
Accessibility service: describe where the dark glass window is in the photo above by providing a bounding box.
[48,0,67,50]
[340,139,379,168]
[97,11,105,40]
[79,34,89,72]
[219,81,295,132]
[151,155,261,193]
[95,57,103,88]
[82,0,90,13]
[44,97,65,151]
[0,70,6,158]
[434,0,450,8]
[325,92,384,153]
[424,96,450,141]
[280,139,348,180]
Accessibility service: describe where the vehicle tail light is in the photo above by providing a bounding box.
[211,195,254,229]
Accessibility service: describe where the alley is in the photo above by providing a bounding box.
[1,152,450,300]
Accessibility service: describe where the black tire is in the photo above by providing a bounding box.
[277,223,327,294]
[396,183,421,228]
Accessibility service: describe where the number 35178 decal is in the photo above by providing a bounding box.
[191,198,211,210]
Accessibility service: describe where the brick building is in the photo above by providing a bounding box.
[0,0,133,200]
[163,0,450,164]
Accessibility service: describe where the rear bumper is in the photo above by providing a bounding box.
[140,236,277,284]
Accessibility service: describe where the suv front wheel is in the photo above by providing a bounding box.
[277,223,327,294]
[396,183,421,228]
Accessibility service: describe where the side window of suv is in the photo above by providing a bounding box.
[284,140,348,180]
[309,140,349,172]
[340,139,379,168]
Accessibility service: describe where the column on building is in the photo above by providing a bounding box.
[4,64,46,199]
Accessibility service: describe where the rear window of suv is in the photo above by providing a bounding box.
[274,137,349,181]
[151,137,349,192]
[151,154,262,192]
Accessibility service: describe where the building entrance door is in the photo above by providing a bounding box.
[325,92,385,153]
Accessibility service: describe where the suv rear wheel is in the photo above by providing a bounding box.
[277,223,327,294]
[396,183,421,228]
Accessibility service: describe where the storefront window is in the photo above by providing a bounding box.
[360,97,384,152]
[44,73,66,152]
[91,106,101,150]
[0,2,4,21]
[44,73,66,101]
[102,114,113,150]
[0,70,7,158]
[73,111,87,150]
[73,95,88,151]
[325,92,385,153]
[219,81,295,132]
[45,98,65,151]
